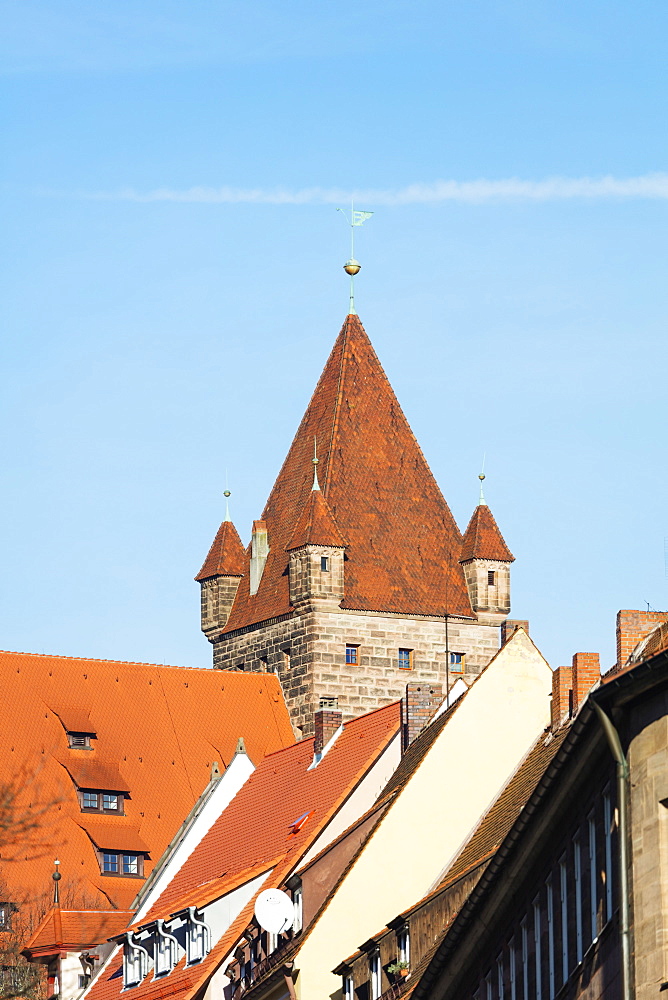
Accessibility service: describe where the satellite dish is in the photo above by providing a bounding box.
[254,889,295,934]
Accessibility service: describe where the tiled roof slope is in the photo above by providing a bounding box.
[24,909,134,957]
[460,504,514,563]
[85,703,401,1000]
[436,724,568,890]
[195,519,246,581]
[286,488,347,550]
[142,700,400,921]
[0,650,294,913]
[223,315,472,632]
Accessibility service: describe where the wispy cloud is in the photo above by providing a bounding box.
[51,173,668,206]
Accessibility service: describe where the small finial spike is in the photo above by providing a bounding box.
[52,858,61,906]
[478,473,486,506]
[223,490,231,522]
[312,438,320,492]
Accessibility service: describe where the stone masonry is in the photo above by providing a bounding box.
[212,606,500,737]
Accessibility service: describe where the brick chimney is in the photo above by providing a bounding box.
[572,652,600,710]
[501,620,530,646]
[402,682,443,752]
[314,697,342,754]
[249,520,269,595]
[551,665,572,730]
[616,609,667,670]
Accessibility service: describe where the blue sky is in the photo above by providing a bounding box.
[2,0,667,671]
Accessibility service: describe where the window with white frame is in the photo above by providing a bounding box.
[397,926,410,967]
[292,885,303,934]
[574,836,583,963]
[370,951,381,1000]
[559,857,569,982]
[186,909,211,964]
[588,811,597,941]
[342,973,354,1000]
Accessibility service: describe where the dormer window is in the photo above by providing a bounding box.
[342,974,354,1000]
[68,732,91,749]
[397,926,410,966]
[103,793,119,811]
[122,933,150,987]
[186,909,211,964]
[292,885,303,934]
[79,789,125,814]
[369,951,382,1000]
[101,852,143,876]
[154,920,179,977]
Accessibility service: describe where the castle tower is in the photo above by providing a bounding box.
[195,508,246,639]
[459,485,514,624]
[197,314,515,735]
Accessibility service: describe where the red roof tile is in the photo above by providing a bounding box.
[286,489,347,550]
[195,519,246,581]
[24,909,135,957]
[0,650,294,917]
[221,315,472,632]
[77,819,150,854]
[85,703,401,1000]
[460,504,514,563]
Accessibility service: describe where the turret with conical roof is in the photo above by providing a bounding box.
[460,479,514,624]
[196,503,246,639]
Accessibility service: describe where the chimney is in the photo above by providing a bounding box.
[501,620,530,646]
[572,652,600,710]
[314,697,342,755]
[249,520,269,595]
[402,682,443,752]
[551,665,572,730]
[616,609,667,670]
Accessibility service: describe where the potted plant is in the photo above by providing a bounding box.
[387,962,409,979]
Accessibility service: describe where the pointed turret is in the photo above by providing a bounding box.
[286,481,347,608]
[196,508,246,639]
[460,484,514,624]
[223,314,472,633]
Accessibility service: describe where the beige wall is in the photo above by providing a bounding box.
[294,629,552,1000]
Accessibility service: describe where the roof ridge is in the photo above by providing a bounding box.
[322,314,352,492]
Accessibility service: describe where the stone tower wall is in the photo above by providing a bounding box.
[461,558,511,620]
[212,608,501,737]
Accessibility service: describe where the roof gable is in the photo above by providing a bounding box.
[224,315,472,632]
[460,504,514,563]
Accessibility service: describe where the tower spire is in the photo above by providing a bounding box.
[338,204,373,315]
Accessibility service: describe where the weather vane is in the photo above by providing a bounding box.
[336,202,373,315]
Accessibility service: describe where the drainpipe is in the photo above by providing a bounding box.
[592,702,632,1000]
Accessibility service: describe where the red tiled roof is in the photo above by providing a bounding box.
[222,315,472,632]
[460,504,514,563]
[286,489,347,551]
[0,650,294,916]
[85,702,401,1000]
[77,819,151,854]
[23,909,135,957]
[195,520,246,581]
[57,759,131,793]
[50,706,96,734]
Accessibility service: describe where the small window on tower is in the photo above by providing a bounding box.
[450,652,465,673]
[283,649,292,670]
[321,556,329,572]
[345,645,359,665]
[398,648,413,670]
[488,570,496,586]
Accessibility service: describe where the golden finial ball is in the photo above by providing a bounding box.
[223,490,231,498]
[479,474,485,482]
[343,258,361,276]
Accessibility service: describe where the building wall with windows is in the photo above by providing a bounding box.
[212,607,500,736]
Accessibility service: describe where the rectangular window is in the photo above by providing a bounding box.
[521,919,529,1000]
[397,927,410,966]
[343,975,354,1000]
[450,652,465,673]
[398,648,413,670]
[292,885,303,934]
[603,792,613,921]
[546,880,555,1000]
[103,853,118,874]
[83,791,98,809]
[370,952,381,1000]
[509,938,516,1000]
[103,794,119,811]
[497,952,505,1000]
[574,837,583,963]
[488,570,496,586]
[484,972,492,1000]
[559,858,568,983]
[321,556,329,571]
[345,645,359,665]
[186,912,211,964]
[68,733,90,749]
[78,976,90,989]
[533,898,542,1000]
[283,650,291,670]
[588,812,598,941]
[123,855,139,875]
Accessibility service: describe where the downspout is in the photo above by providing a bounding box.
[592,702,632,1000]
